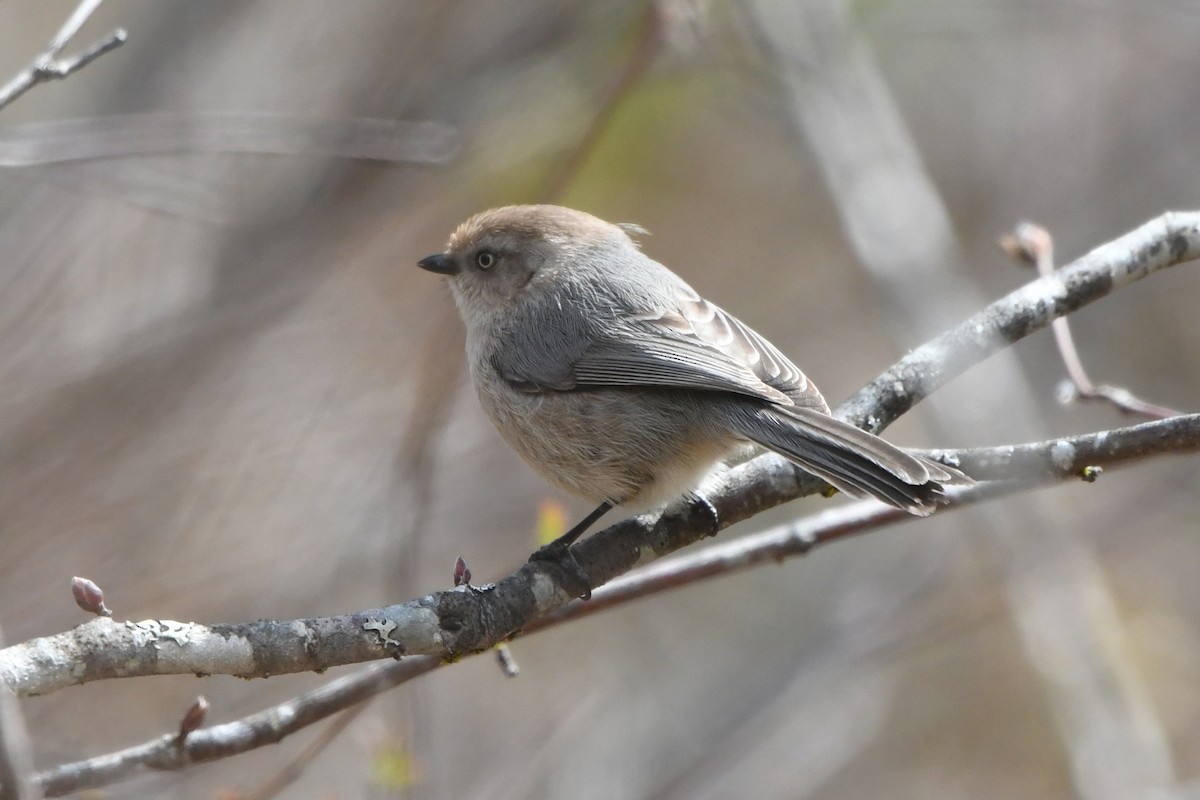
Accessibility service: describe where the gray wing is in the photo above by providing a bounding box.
[495,282,828,410]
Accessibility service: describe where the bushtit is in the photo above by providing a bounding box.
[419,205,966,589]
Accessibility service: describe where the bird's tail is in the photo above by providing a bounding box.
[726,403,969,516]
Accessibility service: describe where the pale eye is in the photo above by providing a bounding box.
[475,251,495,270]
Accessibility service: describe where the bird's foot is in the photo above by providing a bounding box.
[690,492,720,537]
[529,540,593,601]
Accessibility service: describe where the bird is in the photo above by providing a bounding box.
[418,205,967,592]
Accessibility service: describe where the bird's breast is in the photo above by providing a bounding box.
[469,369,737,509]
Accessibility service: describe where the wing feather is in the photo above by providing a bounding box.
[493,271,827,411]
[636,285,824,408]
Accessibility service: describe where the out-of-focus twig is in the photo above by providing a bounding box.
[1001,222,1182,419]
[539,1,667,203]
[0,0,127,114]
[740,4,1178,797]
[390,295,463,800]
[0,114,459,166]
[391,5,670,791]
[235,702,371,800]
[0,626,41,800]
[32,658,438,798]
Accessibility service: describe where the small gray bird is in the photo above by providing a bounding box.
[419,205,966,586]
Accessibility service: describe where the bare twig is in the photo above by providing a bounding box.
[0,114,458,166]
[539,1,666,202]
[837,211,1200,432]
[32,657,437,797]
[1001,222,1182,419]
[236,702,371,800]
[0,0,127,114]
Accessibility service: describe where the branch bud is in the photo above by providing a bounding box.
[71,576,112,617]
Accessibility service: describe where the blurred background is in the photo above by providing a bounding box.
[2,0,1199,797]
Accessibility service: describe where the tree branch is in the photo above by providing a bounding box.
[836,210,1200,432]
[1000,221,1181,419]
[0,114,458,166]
[0,0,127,114]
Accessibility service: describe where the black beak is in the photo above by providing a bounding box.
[417,252,458,275]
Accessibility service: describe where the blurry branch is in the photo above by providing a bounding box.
[400,0,668,585]
[540,1,665,201]
[21,411,1200,796]
[0,0,127,114]
[383,0,669,777]
[1000,221,1181,419]
[388,270,460,800]
[0,210,1196,699]
[0,114,458,166]
[234,702,370,800]
[0,627,40,800]
[742,3,1178,797]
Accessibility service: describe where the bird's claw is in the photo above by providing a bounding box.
[529,541,593,600]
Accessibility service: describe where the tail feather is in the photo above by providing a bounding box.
[727,404,969,516]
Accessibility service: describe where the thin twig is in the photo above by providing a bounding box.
[34,658,438,797]
[838,211,1200,432]
[0,114,458,166]
[0,0,127,114]
[1000,221,1182,419]
[236,702,372,800]
[539,1,665,202]
[45,0,109,57]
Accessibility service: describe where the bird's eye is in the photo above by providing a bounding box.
[475,251,495,270]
